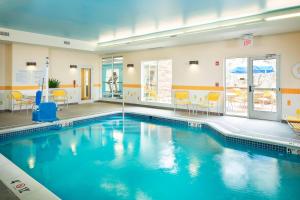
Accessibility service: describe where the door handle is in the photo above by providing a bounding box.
[249,86,252,92]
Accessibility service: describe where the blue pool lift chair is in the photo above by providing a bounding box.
[32,90,58,122]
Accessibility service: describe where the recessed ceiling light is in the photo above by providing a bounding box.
[265,12,300,21]
[97,17,263,48]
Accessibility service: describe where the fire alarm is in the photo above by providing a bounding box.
[215,61,220,66]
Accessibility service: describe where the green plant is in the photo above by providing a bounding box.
[48,78,60,88]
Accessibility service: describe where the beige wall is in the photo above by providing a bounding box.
[49,47,100,102]
[0,31,299,119]
[49,48,99,85]
[11,43,48,86]
[0,43,6,86]
[0,43,100,109]
[0,43,12,109]
[10,43,100,87]
[101,31,300,117]
[0,43,12,86]
[121,31,300,88]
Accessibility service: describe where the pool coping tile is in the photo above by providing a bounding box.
[1,110,300,151]
[0,154,60,200]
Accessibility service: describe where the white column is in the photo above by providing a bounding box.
[45,57,49,102]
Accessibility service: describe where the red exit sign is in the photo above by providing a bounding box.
[243,38,252,47]
[241,34,253,47]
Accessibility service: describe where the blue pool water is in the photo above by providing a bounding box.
[1,115,300,200]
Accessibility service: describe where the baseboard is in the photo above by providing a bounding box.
[96,100,224,116]
[0,109,11,113]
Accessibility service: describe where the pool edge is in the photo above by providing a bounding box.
[1,110,300,152]
[0,154,60,200]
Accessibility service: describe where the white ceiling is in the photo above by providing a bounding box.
[96,17,300,54]
[0,0,300,53]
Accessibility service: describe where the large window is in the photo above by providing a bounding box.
[102,57,123,99]
[141,60,172,104]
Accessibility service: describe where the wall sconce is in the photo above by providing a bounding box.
[26,62,37,70]
[26,62,37,67]
[189,60,199,65]
[127,64,134,68]
[70,65,77,69]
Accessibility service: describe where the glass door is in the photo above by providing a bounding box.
[141,60,172,104]
[102,57,123,99]
[81,68,91,100]
[141,61,158,102]
[225,58,248,116]
[249,55,280,121]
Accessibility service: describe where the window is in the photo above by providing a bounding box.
[102,57,123,99]
[141,60,172,104]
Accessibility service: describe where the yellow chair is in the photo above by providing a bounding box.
[174,91,191,113]
[229,88,247,110]
[143,86,157,102]
[11,91,33,113]
[51,89,68,108]
[256,90,275,111]
[148,89,157,101]
[198,92,221,116]
[287,109,300,134]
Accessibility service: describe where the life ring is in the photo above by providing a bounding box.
[292,63,300,79]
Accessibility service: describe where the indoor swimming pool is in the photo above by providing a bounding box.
[0,114,300,200]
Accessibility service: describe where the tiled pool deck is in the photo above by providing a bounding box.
[0,102,299,147]
[0,101,300,200]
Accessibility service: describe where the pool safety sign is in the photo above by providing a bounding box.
[10,179,30,194]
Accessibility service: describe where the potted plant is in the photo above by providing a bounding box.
[49,78,60,88]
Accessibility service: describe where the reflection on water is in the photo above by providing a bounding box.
[100,179,129,199]
[219,148,279,195]
[70,142,77,156]
[113,130,124,160]
[28,156,35,169]
[140,122,177,173]
[135,189,152,200]
[188,156,200,178]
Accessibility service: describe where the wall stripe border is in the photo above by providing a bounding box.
[172,85,224,91]
[123,84,141,88]
[281,88,300,94]
[93,83,101,87]
[1,84,300,94]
